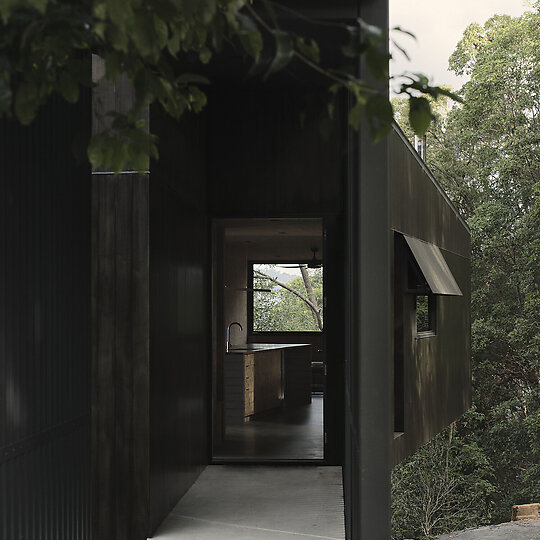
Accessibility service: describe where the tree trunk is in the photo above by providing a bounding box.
[300,265,323,330]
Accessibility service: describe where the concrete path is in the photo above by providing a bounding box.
[436,519,540,539]
[151,465,345,540]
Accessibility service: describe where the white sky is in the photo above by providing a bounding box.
[389,0,532,92]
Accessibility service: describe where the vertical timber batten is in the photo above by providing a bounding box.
[91,172,150,540]
[345,0,392,538]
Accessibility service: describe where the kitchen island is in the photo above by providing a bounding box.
[224,343,312,424]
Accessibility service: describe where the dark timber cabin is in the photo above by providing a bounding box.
[0,1,471,539]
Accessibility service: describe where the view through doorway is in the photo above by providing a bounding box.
[212,218,326,462]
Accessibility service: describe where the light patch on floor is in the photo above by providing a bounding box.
[151,465,345,540]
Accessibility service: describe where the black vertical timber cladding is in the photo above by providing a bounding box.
[91,173,150,540]
[0,94,91,539]
[149,108,209,534]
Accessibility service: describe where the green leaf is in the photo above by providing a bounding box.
[132,12,156,58]
[167,30,182,56]
[392,26,416,40]
[106,0,133,31]
[296,37,320,64]
[239,31,263,61]
[27,0,49,14]
[129,150,149,173]
[93,2,107,20]
[153,14,169,50]
[265,30,294,79]
[358,18,384,42]
[366,47,391,81]
[365,94,393,142]
[14,81,38,125]
[110,140,129,173]
[57,71,79,104]
[348,98,365,130]
[87,135,105,169]
[408,96,433,136]
[188,85,207,113]
[0,0,17,23]
[341,25,364,58]
[93,22,107,40]
[235,11,258,33]
[0,75,12,113]
[199,46,212,64]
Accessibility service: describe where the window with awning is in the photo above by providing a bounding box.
[401,234,462,337]
[403,235,462,297]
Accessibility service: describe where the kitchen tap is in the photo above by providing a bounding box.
[226,321,243,352]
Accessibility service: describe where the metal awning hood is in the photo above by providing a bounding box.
[404,235,463,296]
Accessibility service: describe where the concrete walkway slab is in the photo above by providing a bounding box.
[151,466,345,540]
[435,519,540,539]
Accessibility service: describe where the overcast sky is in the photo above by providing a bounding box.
[389,0,531,92]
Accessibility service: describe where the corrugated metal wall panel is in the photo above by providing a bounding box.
[0,92,91,539]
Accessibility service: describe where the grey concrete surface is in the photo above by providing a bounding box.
[435,519,540,539]
[151,465,345,540]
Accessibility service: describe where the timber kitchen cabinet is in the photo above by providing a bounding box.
[224,344,311,424]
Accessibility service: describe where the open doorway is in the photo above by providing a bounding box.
[211,218,326,462]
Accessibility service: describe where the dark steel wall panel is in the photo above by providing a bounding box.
[389,126,472,465]
[0,94,91,539]
[393,237,471,464]
[390,126,470,258]
[149,109,209,534]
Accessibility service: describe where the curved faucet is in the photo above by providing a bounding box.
[226,321,243,352]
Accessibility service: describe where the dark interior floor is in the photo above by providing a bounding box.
[214,395,324,461]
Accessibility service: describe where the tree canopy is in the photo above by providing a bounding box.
[392,6,540,538]
[0,0,456,171]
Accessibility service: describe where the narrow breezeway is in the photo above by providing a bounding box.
[150,466,345,540]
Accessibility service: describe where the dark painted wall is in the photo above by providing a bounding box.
[149,109,209,534]
[389,126,471,465]
[0,96,91,539]
[207,87,347,465]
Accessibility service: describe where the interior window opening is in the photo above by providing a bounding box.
[251,261,324,333]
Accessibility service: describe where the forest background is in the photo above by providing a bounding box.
[389,8,540,539]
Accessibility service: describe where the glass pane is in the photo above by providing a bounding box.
[252,263,323,332]
[416,294,430,333]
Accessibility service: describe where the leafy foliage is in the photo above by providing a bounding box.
[392,6,540,538]
[0,0,457,171]
[253,265,323,332]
